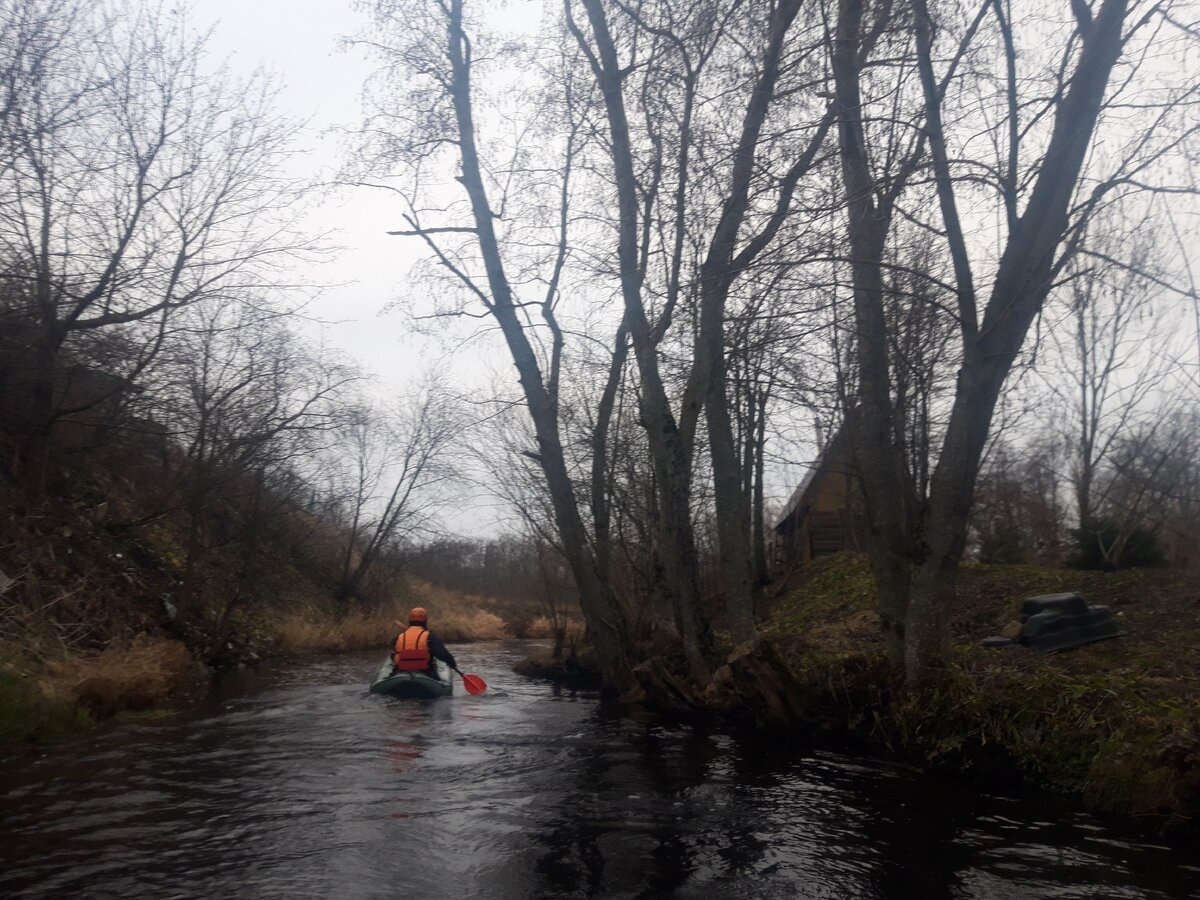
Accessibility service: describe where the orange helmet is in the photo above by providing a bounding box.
[408,606,428,624]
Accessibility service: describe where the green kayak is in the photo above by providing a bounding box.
[369,657,454,699]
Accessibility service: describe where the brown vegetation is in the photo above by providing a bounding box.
[49,635,195,719]
[268,580,532,654]
[0,635,193,743]
[1,563,542,745]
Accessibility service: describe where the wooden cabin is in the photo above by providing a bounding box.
[772,427,863,566]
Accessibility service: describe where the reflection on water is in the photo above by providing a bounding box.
[1,642,1197,899]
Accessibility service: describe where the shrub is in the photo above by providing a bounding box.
[977,523,1028,565]
[1070,518,1165,571]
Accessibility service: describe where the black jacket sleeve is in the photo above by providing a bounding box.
[427,633,457,670]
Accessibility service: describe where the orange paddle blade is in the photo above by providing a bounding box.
[460,672,487,695]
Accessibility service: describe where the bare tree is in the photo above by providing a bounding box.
[1143,409,1200,569]
[328,379,462,605]
[353,0,635,687]
[1075,400,1194,568]
[153,300,351,626]
[1041,218,1181,530]
[831,0,1200,682]
[357,0,907,691]
[565,0,845,654]
[970,435,1067,565]
[0,0,309,492]
[0,0,86,174]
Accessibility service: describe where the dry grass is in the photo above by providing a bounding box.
[43,634,194,719]
[524,616,555,639]
[0,570,544,748]
[405,581,512,642]
[434,608,509,642]
[269,582,523,654]
[271,608,395,654]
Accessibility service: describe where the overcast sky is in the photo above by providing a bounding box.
[187,1,1200,542]
[179,0,900,540]
[192,0,421,387]
[188,1,555,536]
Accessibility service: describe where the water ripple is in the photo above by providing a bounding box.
[1,642,1196,899]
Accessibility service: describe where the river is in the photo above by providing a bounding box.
[2,641,1198,899]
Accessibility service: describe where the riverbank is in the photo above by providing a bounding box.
[513,554,1199,829]
[0,388,558,749]
[0,581,551,748]
[9,641,1197,898]
[757,555,1199,828]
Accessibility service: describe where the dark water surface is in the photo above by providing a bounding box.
[2,641,1198,899]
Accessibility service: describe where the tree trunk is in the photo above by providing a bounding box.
[446,0,632,690]
[834,0,1129,685]
[576,0,713,682]
[752,388,769,588]
[690,0,801,647]
[832,0,916,669]
[903,0,1129,685]
[904,366,1000,676]
[706,384,758,645]
[591,319,629,582]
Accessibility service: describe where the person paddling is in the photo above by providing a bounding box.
[391,607,457,681]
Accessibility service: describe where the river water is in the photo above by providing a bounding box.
[2,641,1198,899]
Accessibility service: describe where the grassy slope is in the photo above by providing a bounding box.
[763,554,1200,825]
[0,467,547,749]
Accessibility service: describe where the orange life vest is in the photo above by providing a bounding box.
[393,626,431,671]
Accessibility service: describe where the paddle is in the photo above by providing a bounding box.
[393,619,486,694]
[451,667,487,695]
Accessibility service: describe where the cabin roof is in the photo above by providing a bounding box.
[773,425,851,531]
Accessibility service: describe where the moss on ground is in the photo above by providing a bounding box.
[763,553,1200,827]
[0,659,93,746]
